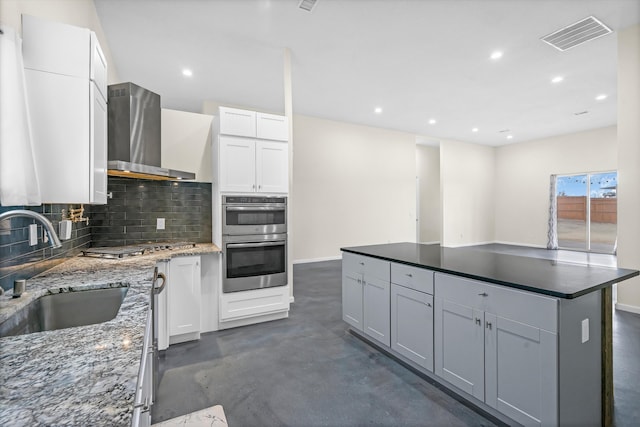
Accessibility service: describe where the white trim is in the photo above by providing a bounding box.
[493,240,547,249]
[293,255,342,264]
[442,240,495,248]
[417,240,441,245]
[615,303,640,315]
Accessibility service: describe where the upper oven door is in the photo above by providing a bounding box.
[223,203,286,235]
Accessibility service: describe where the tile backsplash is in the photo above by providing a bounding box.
[0,177,212,291]
[90,177,212,247]
[0,204,91,291]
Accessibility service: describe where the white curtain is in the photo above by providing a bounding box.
[0,24,41,206]
[547,174,558,250]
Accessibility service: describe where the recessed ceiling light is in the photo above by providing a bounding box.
[551,76,564,84]
[472,127,479,132]
[182,69,193,77]
[374,107,382,114]
[490,51,503,60]
[428,118,437,125]
[506,135,514,140]
[595,94,608,101]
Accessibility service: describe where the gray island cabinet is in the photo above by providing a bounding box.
[341,243,639,427]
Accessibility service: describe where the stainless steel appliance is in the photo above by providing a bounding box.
[107,82,195,180]
[222,195,286,235]
[150,266,166,418]
[81,242,196,259]
[222,196,288,293]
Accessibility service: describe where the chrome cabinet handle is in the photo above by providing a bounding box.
[406,273,413,277]
[486,321,493,330]
[475,318,481,325]
[359,262,365,266]
[426,302,432,307]
[357,278,361,284]
[478,292,488,297]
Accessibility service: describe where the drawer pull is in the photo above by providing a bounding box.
[486,321,493,330]
[357,278,361,284]
[478,292,488,297]
[475,318,481,325]
[359,262,365,266]
[406,273,413,278]
[426,302,432,307]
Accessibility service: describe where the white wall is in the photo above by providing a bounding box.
[494,126,617,247]
[292,115,417,261]
[616,24,640,313]
[0,0,119,84]
[161,109,214,183]
[416,144,440,243]
[440,139,495,247]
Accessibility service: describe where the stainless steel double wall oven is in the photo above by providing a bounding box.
[221,195,287,293]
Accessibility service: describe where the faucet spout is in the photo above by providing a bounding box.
[0,209,62,249]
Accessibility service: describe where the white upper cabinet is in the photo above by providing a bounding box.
[217,107,289,194]
[219,107,257,138]
[219,136,256,193]
[256,141,288,193]
[22,15,107,204]
[219,107,289,142]
[256,112,288,141]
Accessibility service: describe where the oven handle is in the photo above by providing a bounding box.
[225,206,285,212]
[227,241,285,249]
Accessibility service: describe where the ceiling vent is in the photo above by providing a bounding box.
[298,0,319,12]
[541,16,612,51]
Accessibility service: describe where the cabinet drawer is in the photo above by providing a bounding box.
[257,112,288,141]
[219,107,256,137]
[343,252,389,281]
[391,263,433,294]
[435,273,557,333]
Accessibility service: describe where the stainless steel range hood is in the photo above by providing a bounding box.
[107,82,195,181]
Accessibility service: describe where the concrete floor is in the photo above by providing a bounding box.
[154,259,640,427]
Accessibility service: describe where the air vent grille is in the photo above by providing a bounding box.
[299,0,319,12]
[541,16,612,51]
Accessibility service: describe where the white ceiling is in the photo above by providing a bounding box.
[94,0,640,146]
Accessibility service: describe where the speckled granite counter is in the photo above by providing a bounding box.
[0,244,220,426]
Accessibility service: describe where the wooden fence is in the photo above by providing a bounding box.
[557,196,617,223]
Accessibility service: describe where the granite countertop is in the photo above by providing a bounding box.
[0,244,220,427]
[341,242,639,299]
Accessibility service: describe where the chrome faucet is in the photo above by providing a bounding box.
[0,209,62,248]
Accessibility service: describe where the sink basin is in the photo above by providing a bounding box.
[0,286,129,337]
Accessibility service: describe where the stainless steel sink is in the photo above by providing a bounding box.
[0,286,129,337]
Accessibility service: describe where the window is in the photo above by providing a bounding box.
[555,171,617,254]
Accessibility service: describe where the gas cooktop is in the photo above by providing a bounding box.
[81,242,196,259]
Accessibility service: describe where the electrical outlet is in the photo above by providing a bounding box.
[157,218,165,230]
[581,318,589,343]
[29,224,38,246]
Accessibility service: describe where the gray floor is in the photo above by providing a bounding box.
[154,259,640,427]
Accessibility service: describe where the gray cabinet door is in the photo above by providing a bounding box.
[485,313,558,427]
[391,284,434,371]
[435,297,485,401]
[342,271,364,331]
[363,275,391,347]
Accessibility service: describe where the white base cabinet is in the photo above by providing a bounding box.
[168,256,201,343]
[342,253,390,347]
[341,253,605,427]
[391,284,434,372]
[434,273,558,427]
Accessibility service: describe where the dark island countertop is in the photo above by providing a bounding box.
[341,243,639,299]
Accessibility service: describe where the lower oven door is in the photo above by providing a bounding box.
[222,234,287,293]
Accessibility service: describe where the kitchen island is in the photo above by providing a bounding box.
[341,243,639,427]
[0,244,220,426]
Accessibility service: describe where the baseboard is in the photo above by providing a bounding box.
[293,255,342,264]
[417,240,441,245]
[615,303,640,315]
[492,240,547,249]
[442,240,496,248]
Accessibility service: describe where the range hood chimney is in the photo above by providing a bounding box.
[107,82,195,181]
